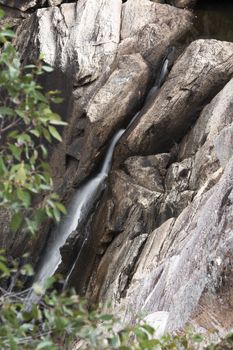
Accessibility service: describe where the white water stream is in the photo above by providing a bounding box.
[33,129,125,287]
[29,49,174,296]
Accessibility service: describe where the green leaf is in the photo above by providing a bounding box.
[9,144,22,161]
[48,125,62,142]
[49,120,67,126]
[36,339,54,350]
[24,64,36,69]
[0,106,15,116]
[0,157,7,175]
[0,9,5,19]
[15,163,26,185]
[55,202,67,215]
[33,283,45,296]
[20,264,34,276]
[10,212,23,233]
[51,96,63,104]
[99,314,113,321]
[52,207,61,222]
[0,29,15,39]
[40,145,48,159]
[42,65,54,73]
[192,334,203,343]
[42,128,52,143]
[30,129,40,137]
[16,188,31,207]
[0,261,10,276]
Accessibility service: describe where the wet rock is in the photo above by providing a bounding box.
[67,53,150,185]
[115,39,233,163]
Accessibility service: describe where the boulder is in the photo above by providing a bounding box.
[114,39,233,163]
[119,0,192,68]
[66,53,150,186]
[16,0,122,84]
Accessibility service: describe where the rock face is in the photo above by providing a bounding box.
[12,0,192,195]
[170,0,196,8]
[85,75,233,335]
[114,39,233,163]
[65,53,151,187]
[2,0,233,340]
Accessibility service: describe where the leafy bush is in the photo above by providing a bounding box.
[0,9,66,235]
[0,253,207,350]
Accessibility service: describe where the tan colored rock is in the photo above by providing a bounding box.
[118,156,233,334]
[178,77,233,190]
[87,74,233,337]
[124,154,171,192]
[0,0,46,11]
[66,53,150,186]
[119,0,192,68]
[115,39,233,163]
[17,0,122,84]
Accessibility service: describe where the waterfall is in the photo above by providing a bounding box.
[29,47,175,296]
[32,129,125,288]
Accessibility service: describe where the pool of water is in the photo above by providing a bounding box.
[194,0,233,42]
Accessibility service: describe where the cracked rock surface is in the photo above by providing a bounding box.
[1,0,233,338]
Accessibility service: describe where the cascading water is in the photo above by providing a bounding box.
[28,47,175,299]
[33,129,125,287]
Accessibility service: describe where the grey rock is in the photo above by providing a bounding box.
[124,154,171,192]
[0,0,46,11]
[68,54,150,185]
[214,125,233,168]
[87,70,233,337]
[16,0,122,84]
[119,0,192,68]
[117,156,233,334]
[115,40,233,163]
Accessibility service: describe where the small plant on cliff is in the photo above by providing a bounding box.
[0,9,66,235]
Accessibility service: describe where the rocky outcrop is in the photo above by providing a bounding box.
[118,154,233,334]
[12,0,192,194]
[2,0,233,340]
[16,0,122,82]
[85,75,233,335]
[65,53,150,187]
[114,39,233,163]
[119,0,192,70]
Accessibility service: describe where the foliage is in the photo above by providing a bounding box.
[0,252,208,350]
[0,9,66,235]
